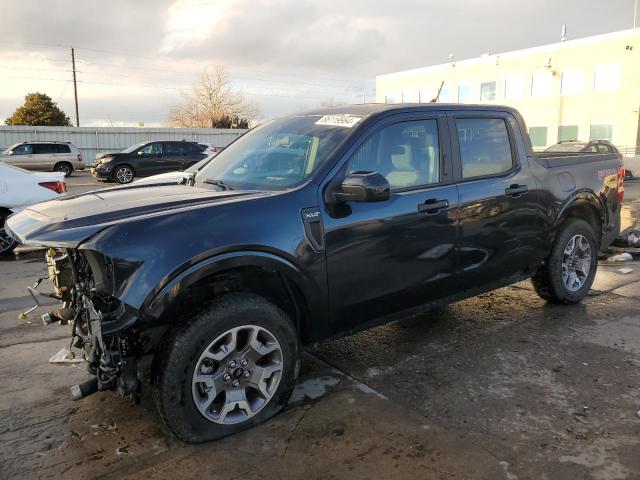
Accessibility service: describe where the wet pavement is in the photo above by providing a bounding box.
[0,177,639,479]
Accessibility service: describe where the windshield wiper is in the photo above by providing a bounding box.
[202,178,234,191]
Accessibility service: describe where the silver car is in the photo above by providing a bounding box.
[0,141,84,177]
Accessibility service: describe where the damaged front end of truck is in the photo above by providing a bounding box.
[22,246,144,402]
[3,186,244,404]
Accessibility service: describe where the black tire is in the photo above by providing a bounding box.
[532,219,598,304]
[113,165,135,184]
[0,212,19,257]
[152,293,299,443]
[54,162,73,177]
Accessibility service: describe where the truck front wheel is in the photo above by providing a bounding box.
[152,293,299,443]
[532,219,598,304]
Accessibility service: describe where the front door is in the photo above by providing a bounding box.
[8,144,35,169]
[323,115,459,333]
[137,142,163,175]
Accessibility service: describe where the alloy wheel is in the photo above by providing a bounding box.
[56,164,72,175]
[191,325,283,425]
[561,234,592,292]
[115,167,134,183]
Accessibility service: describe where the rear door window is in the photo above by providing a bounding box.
[165,142,185,155]
[456,118,514,179]
[33,144,57,154]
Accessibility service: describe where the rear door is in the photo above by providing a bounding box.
[449,111,546,290]
[32,143,58,169]
[323,112,460,333]
[162,142,188,171]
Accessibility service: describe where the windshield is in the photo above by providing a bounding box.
[2,143,22,155]
[121,142,147,154]
[194,114,361,191]
[545,143,586,152]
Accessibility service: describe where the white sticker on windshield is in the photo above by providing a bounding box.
[315,115,362,128]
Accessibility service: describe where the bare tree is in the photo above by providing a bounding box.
[167,66,258,128]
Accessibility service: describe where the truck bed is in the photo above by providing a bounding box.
[535,151,620,168]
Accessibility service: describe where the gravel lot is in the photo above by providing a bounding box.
[1,172,639,479]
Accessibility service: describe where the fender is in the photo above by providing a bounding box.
[555,189,606,238]
[142,249,327,328]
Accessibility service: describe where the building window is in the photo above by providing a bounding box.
[480,81,496,101]
[531,72,552,97]
[439,85,454,102]
[593,64,621,92]
[418,88,432,103]
[385,94,397,104]
[529,127,548,148]
[402,91,417,103]
[557,125,579,142]
[561,69,584,95]
[590,124,613,141]
[504,75,523,100]
[458,84,473,103]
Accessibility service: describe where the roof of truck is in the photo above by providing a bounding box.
[299,103,520,117]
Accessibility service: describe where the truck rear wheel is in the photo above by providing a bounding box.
[152,293,299,443]
[532,219,597,304]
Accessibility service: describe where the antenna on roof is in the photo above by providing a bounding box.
[561,24,567,41]
[431,81,445,103]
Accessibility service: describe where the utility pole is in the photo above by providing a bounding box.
[635,0,638,28]
[71,47,79,127]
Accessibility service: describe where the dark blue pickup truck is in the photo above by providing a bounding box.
[6,104,624,442]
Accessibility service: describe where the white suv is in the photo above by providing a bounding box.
[0,141,84,177]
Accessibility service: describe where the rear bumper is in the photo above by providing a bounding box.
[601,205,622,251]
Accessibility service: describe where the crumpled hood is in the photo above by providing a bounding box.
[5,184,266,247]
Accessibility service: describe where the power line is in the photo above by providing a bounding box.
[1,75,363,101]
[0,41,365,85]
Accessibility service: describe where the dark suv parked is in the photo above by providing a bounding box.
[92,140,207,184]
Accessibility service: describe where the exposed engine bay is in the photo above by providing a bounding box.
[25,248,141,402]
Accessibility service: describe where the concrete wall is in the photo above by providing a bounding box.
[376,28,640,152]
[0,126,247,165]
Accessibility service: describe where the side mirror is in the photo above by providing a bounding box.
[333,171,390,203]
[8,151,14,156]
[137,150,144,156]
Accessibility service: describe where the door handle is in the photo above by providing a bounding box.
[418,199,449,215]
[505,184,528,197]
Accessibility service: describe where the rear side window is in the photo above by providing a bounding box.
[55,144,71,153]
[456,118,513,179]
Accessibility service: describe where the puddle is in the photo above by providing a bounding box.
[289,375,341,403]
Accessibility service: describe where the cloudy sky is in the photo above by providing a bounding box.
[0,0,637,126]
